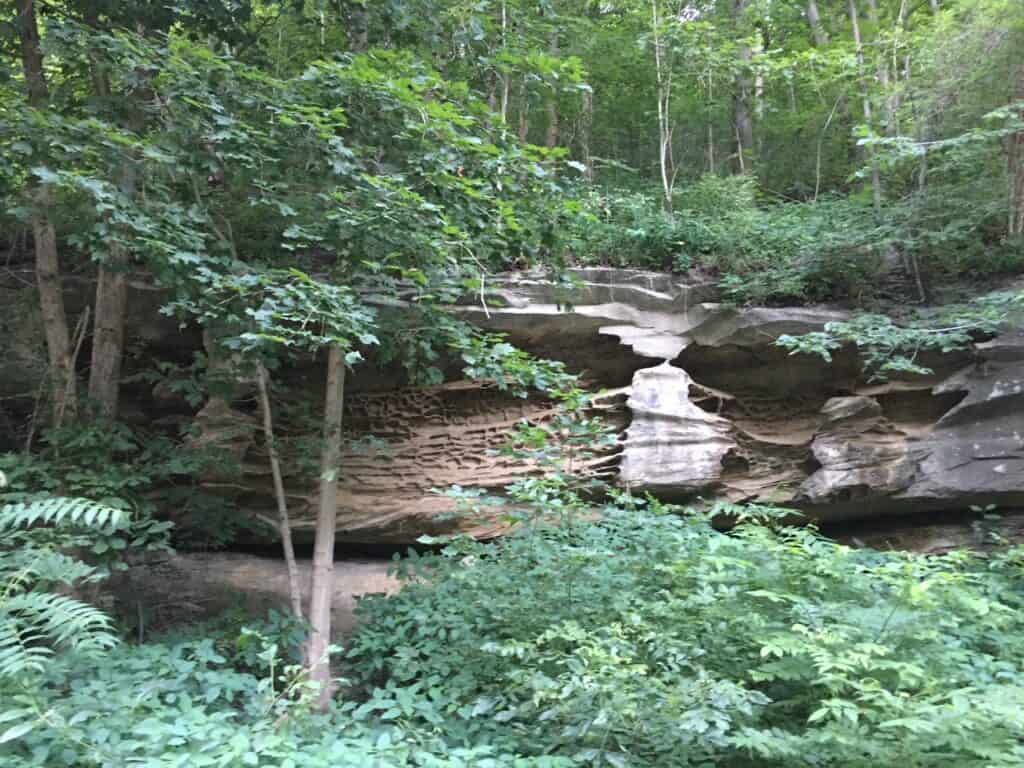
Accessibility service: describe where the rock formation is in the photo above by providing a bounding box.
[619,362,735,494]
[10,267,1014,543]
[178,268,1024,542]
[114,553,399,637]
[465,269,1023,523]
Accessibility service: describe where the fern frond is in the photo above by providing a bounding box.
[0,592,116,678]
[0,497,127,532]
[0,548,100,592]
[0,497,124,679]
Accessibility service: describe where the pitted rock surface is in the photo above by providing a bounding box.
[181,268,1024,541]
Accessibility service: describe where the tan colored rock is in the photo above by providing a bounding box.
[189,398,258,468]
[117,553,400,637]
[175,269,1024,540]
[206,381,623,544]
[799,396,915,505]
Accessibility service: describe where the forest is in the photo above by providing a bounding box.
[1,0,1024,765]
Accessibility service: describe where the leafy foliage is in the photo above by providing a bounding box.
[779,290,1024,378]
[0,493,125,680]
[0,421,226,551]
[0,631,572,766]
[350,497,1024,767]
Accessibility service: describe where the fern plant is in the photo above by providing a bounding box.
[0,487,125,680]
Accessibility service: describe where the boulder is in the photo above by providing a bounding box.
[899,329,1024,507]
[798,396,915,505]
[115,553,399,637]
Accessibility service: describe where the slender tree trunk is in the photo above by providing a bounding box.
[707,123,715,173]
[1010,64,1024,237]
[518,81,530,142]
[307,345,346,711]
[848,0,882,213]
[734,0,754,174]
[83,40,131,419]
[652,0,674,209]
[256,362,304,620]
[88,161,131,420]
[887,1,911,135]
[815,94,843,202]
[33,215,77,426]
[88,266,127,418]
[582,87,595,180]
[865,0,895,137]
[705,52,716,173]
[807,0,830,46]
[545,32,560,148]
[753,27,766,158]
[17,0,76,427]
[500,0,510,123]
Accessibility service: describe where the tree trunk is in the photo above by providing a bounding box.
[349,3,369,53]
[256,362,304,621]
[848,0,883,213]
[488,80,498,113]
[89,152,132,421]
[754,26,766,158]
[652,0,674,209]
[518,81,530,142]
[500,0,510,123]
[82,10,130,420]
[734,0,755,173]
[582,87,595,180]
[807,0,830,46]
[17,0,77,427]
[865,0,896,136]
[1010,64,1024,237]
[545,32,560,148]
[705,65,716,173]
[306,345,346,711]
[88,263,127,418]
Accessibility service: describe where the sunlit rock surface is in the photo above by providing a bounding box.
[619,362,735,495]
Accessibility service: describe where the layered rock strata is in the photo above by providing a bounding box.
[5,266,1020,546]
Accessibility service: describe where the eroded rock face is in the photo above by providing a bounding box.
[457,269,847,382]
[619,363,735,495]
[798,396,915,506]
[183,268,1024,541]
[198,381,624,544]
[899,328,1024,508]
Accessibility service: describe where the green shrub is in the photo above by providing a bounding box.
[564,188,691,271]
[350,499,1024,767]
[0,420,253,551]
[674,173,758,215]
[566,183,888,303]
[0,495,127,681]
[0,634,571,767]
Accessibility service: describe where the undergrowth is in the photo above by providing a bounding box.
[566,177,1024,305]
[5,497,1022,766]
